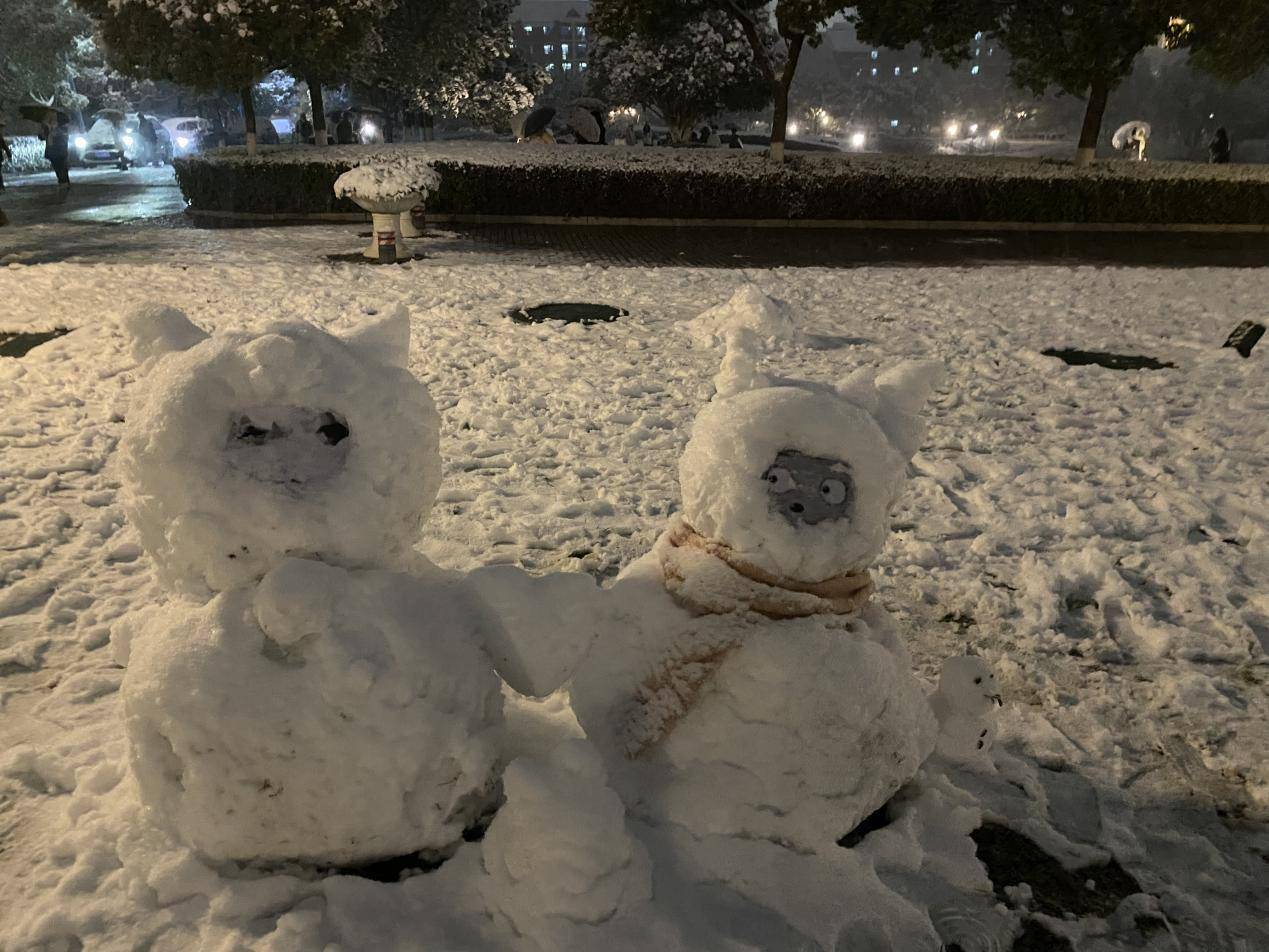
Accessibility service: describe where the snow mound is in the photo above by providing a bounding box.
[480,740,652,948]
[119,306,440,593]
[688,285,798,348]
[123,558,505,864]
[334,159,441,203]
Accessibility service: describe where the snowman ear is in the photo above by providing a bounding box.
[713,326,771,399]
[343,305,411,368]
[835,367,880,414]
[872,360,945,460]
[120,303,209,363]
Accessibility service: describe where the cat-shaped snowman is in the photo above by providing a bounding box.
[113,305,506,866]
[567,337,945,854]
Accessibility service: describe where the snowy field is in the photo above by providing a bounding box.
[0,236,1266,951]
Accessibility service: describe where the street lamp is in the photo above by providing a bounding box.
[851,131,866,150]
[945,122,960,138]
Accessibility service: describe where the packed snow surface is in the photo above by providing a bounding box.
[0,235,1266,952]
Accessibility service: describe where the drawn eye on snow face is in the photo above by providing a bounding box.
[761,450,854,527]
[225,405,351,489]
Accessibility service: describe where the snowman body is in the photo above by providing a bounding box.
[115,308,505,864]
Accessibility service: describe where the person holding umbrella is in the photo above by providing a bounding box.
[1209,127,1232,164]
[40,112,72,193]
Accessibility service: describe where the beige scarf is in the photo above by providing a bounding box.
[658,521,874,620]
[623,522,873,758]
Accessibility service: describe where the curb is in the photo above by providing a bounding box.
[185,208,1269,234]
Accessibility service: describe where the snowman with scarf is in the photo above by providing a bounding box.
[567,332,946,856]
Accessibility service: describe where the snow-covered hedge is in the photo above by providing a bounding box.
[173,142,1269,224]
[2,136,50,175]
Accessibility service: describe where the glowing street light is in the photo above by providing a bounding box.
[969,123,979,135]
[945,122,961,138]
[788,121,800,137]
[851,131,867,150]
[988,128,1002,142]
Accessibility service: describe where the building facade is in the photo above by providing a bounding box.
[512,1,593,88]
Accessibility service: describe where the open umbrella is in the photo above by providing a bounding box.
[94,108,126,123]
[564,104,601,144]
[1112,121,1151,151]
[19,103,65,123]
[520,106,556,139]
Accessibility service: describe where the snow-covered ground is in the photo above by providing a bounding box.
[0,234,1266,951]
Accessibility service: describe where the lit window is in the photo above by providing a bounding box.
[541,24,550,34]
[523,25,532,33]
[563,62,573,71]
[975,31,983,40]
[988,48,994,56]
[971,65,980,75]
[546,63,555,71]
[871,67,878,77]
[975,48,981,57]
[562,43,570,57]
[912,66,919,73]
[871,50,878,60]
[543,44,554,55]
[579,61,588,71]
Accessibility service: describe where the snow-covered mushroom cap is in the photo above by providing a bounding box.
[334,160,441,212]
[679,354,943,583]
[119,305,440,593]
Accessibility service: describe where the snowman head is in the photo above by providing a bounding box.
[936,656,1003,716]
[119,305,440,594]
[678,337,943,583]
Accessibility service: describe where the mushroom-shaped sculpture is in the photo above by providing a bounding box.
[334,160,441,262]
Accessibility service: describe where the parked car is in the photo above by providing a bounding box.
[162,116,211,156]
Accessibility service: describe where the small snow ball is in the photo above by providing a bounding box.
[120,304,439,592]
[480,740,652,946]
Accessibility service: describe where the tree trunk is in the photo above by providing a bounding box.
[768,35,805,164]
[308,77,327,147]
[1075,74,1109,168]
[241,85,257,157]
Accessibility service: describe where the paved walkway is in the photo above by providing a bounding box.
[5,169,1269,268]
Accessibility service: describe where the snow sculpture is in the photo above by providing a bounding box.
[480,740,653,950]
[116,305,505,865]
[334,160,440,261]
[930,656,1002,766]
[687,285,799,348]
[570,336,945,853]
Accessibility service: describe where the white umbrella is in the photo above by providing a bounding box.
[1112,121,1151,151]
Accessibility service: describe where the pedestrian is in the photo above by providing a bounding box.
[0,119,11,191]
[42,114,72,192]
[335,112,354,145]
[138,114,159,165]
[298,112,314,144]
[728,128,743,150]
[1209,127,1231,164]
[706,126,721,148]
[642,122,652,146]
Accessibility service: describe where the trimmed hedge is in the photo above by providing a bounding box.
[174,143,1269,225]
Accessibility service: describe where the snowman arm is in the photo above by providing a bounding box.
[465,565,606,698]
